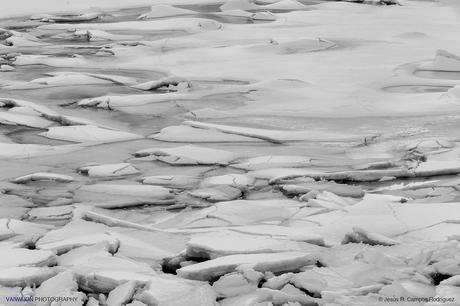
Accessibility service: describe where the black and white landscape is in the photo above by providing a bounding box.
[1,0,460,305]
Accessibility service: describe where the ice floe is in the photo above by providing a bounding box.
[0,195,35,219]
[232,155,312,170]
[0,112,53,128]
[12,172,75,184]
[3,72,138,90]
[201,174,255,189]
[0,267,58,287]
[0,248,56,268]
[131,76,189,91]
[186,231,323,259]
[74,184,175,207]
[180,121,367,143]
[212,272,257,298]
[140,175,200,189]
[40,125,143,144]
[262,0,306,10]
[106,280,137,306]
[134,145,238,165]
[135,275,216,306]
[34,270,86,306]
[186,185,243,203]
[151,125,259,143]
[78,163,140,178]
[220,0,259,11]
[177,251,318,281]
[138,5,197,19]
[36,219,119,254]
[279,181,365,198]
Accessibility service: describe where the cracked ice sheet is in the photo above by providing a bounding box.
[7,3,460,121]
[0,0,216,18]
[42,0,459,118]
[2,4,457,304]
[150,199,323,230]
[36,18,223,36]
[299,194,460,245]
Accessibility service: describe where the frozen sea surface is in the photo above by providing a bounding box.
[1,0,460,305]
